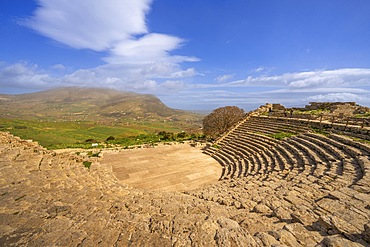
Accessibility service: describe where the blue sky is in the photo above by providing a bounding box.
[1,0,370,110]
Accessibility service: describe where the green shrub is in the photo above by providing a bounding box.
[268,132,296,140]
[212,144,220,149]
[176,132,187,138]
[83,161,92,169]
[106,136,115,141]
[310,126,329,135]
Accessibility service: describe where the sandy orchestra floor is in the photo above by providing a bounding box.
[101,143,222,191]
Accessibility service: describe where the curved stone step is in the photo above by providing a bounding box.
[308,133,362,158]
[330,134,370,156]
[219,148,239,179]
[290,136,335,177]
[272,144,295,171]
[248,116,311,134]
[237,133,276,152]
[351,156,370,193]
[238,123,278,135]
[293,135,337,163]
[285,138,321,175]
[242,132,279,146]
[332,129,370,142]
[301,134,357,167]
[269,148,286,171]
[279,141,307,171]
[232,139,259,156]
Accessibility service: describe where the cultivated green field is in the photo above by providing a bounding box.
[0,118,190,149]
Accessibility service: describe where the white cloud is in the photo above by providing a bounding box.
[250,67,266,73]
[26,1,198,66]
[0,62,54,88]
[170,68,198,78]
[0,62,192,95]
[215,74,234,83]
[51,64,67,70]
[105,33,184,64]
[136,80,158,91]
[254,67,265,73]
[27,0,151,51]
[23,0,199,91]
[2,61,369,110]
[166,68,370,109]
[265,87,369,94]
[226,68,370,88]
[159,80,185,91]
[307,93,362,102]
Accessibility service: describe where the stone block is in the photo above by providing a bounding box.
[363,223,370,243]
[268,229,303,247]
[318,235,364,247]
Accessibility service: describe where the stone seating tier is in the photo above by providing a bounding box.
[210,114,368,184]
[1,108,370,247]
[202,114,370,245]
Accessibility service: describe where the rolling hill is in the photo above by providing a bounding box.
[0,87,201,123]
[0,87,203,148]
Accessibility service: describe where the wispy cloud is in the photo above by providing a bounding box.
[308,93,362,102]
[51,64,67,70]
[249,67,266,73]
[226,68,370,88]
[0,62,192,94]
[214,74,234,83]
[171,68,370,109]
[1,62,369,109]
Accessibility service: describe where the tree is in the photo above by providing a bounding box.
[203,106,245,138]
[106,136,115,141]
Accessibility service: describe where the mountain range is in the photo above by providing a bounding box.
[0,87,202,125]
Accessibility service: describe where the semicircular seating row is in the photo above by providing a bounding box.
[205,116,370,193]
[195,115,370,245]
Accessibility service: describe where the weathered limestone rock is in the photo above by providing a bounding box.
[291,205,318,226]
[253,203,272,214]
[268,229,303,247]
[214,217,259,247]
[363,223,370,243]
[273,206,292,221]
[314,215,341,235]
[318,235,365,247]
[283,223,321,246]
[46,202,72,218]
[254,232,280,246]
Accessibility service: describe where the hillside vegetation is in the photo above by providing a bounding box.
[0,87,203,148]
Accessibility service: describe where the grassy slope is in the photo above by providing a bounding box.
[0,119,184,149]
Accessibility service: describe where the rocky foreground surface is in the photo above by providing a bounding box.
[1,112,370,246]
[0,132,260,246]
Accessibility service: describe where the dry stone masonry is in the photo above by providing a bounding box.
[1,109,370,246]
